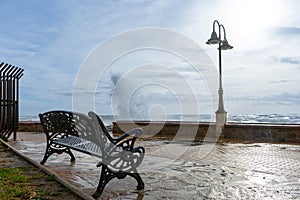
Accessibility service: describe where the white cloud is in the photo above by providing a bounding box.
[1,0,300,117]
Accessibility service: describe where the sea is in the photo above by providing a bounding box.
[19,113,300,126]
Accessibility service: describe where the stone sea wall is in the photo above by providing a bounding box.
[112,121,300,144]
[223,123,300,143]
[18,121,43,132]
[18,121,300,143]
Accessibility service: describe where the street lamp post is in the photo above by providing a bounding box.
[206,20,233,135]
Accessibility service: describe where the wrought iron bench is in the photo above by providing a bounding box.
[39,110,145,199]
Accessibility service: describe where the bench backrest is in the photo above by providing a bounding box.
[39,110,108,148]
[88,111,115,142]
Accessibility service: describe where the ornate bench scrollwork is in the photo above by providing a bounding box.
[39,110,145,198]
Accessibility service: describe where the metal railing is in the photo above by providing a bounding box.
[0,62,24,140]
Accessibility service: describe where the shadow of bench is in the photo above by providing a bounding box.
[39,110,145,199]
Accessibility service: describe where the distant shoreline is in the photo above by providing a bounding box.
[19,113,300,124]
[19,120,300,125]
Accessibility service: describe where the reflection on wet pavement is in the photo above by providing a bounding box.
[8,133,300,199]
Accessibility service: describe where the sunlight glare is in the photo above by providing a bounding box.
[222,0,286,49]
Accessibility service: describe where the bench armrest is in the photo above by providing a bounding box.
[114,128,143,143]
[88,111,143,149]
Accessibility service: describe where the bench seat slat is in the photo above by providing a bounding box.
[53,135,103,158]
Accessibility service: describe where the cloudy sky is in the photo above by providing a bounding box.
[1,0,300,118]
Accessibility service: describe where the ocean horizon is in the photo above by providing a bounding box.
[19,113,300,126]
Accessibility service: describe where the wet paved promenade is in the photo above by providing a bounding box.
[6,132,300,199]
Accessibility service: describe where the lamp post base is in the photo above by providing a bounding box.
[216,111,227,137]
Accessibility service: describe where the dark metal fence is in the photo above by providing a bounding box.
[0,62,24,140]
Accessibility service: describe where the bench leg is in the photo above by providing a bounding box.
[66,148,76,163]
[92,165,115,199]
[92,166,145,199]
[40,144,75,165]
[40,144,54,165]
[128,171,144,190]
